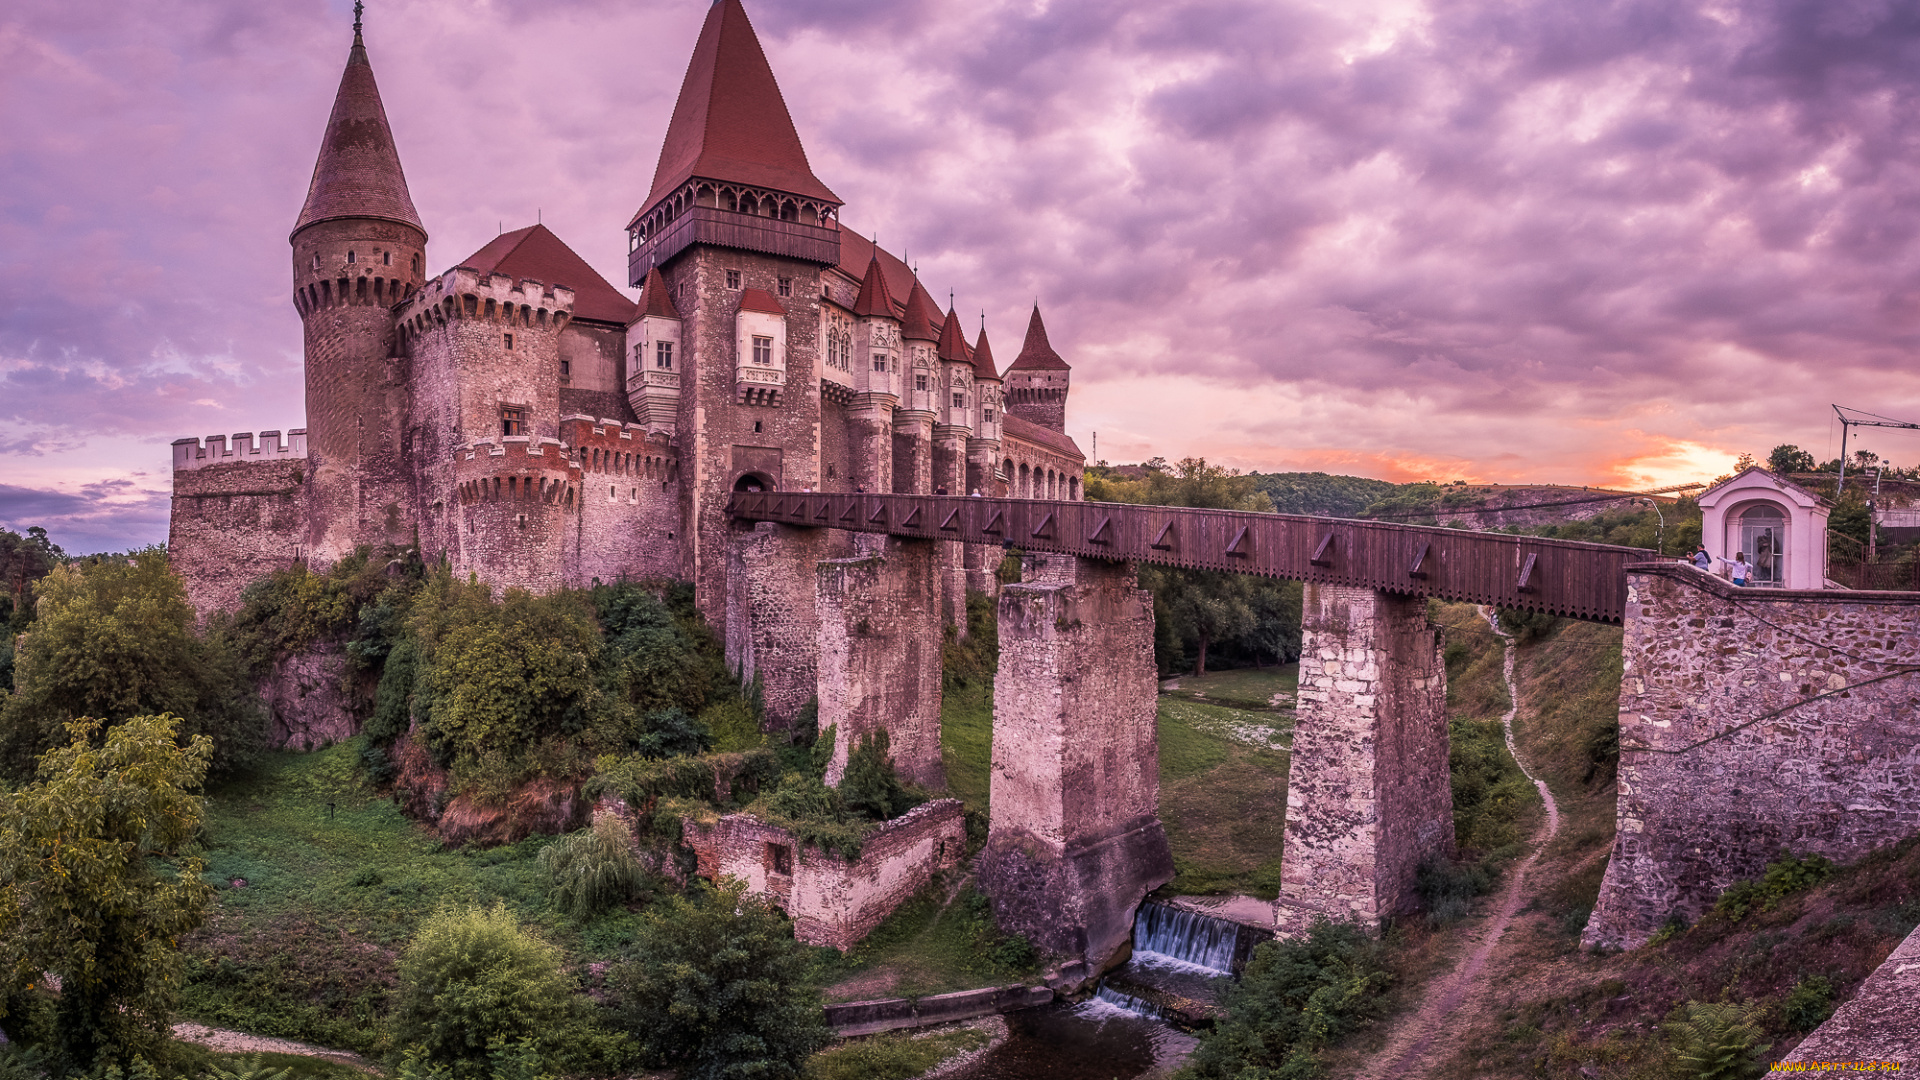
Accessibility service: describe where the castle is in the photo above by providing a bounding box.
[168,0,1085,626]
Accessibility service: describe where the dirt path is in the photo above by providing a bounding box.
[1349,610,1561,1080]
[172,1022,373,1070]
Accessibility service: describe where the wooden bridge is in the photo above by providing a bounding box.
[727,492,1656,624]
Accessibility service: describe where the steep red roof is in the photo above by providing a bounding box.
[461,224,637,325]
[638,266,680,319]
[972,327,1000,380]
[1003,414,1082,459]
[294,28,424,237]
[834,227,916,311]
[901,279,941,342]
[851,256,896,318]
[1007,305,1070,372]
[937,305,970,363]
[637,0,840,218]
[738,287,786,315]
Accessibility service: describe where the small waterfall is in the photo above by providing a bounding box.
[1091,982,1172,1021]
[1130,901,1241,974]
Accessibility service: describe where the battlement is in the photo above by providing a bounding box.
[172,430,308,472]
[396,266,576,342]
[561,415,679,482]
[453,435,583,509]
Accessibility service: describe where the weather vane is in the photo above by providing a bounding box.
[353,0,364,35]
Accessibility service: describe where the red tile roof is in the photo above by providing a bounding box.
[972,327,1000,380]
[638,267,680,319]
[1007,305,1070,372]
[637,0,840,219]
[461,224,637,325]
[1003,414,1082,459]
[738,287,786,315]
[833,228,917,311]
[937,305,971,363]
[902,279,941,342]
[850,256,896,318]
[294,31,424,236]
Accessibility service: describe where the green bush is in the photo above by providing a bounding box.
[805,1029,988,1080]
[1711,853,1835,922]
[390,904,576,1075]
[610,880,831,1080]
[839,730,923,822]
[1180,918,1392,1079]
[1779,974,1835,1033]
[1663,1001,1768,1080]
[538,816,651,918]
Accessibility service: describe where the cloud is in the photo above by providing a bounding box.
[6,0,1920,551]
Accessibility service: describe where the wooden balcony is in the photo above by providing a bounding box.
[629,206,841,282]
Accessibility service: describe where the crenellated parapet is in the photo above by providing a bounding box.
[395,266,575,346]
[172,430,309,472]
[560,415,679,483]
[453,436,582,509]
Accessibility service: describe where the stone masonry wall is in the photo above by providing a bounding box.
[979,555,1173,968]
[564,416,683,587]
[684,799,966,951]
[726,523,824,731]
[816,537,945,787]
[168,455,308,618]
[1275,584,1450,936]
[1783,920,1920,1064]
[1584,565,1920,950]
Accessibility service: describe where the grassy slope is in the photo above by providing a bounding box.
[1158,693,1293,897]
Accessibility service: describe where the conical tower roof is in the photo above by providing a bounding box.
[1007,305,1070,372]
[639,0,840,217]
[293,22,424,238]
[638,267,681,319]
[937,305,970,363]
[973,326,1000,380]
[901,279,941,342]
[851,255,896,318]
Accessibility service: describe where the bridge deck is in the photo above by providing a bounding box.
[727,493,1656,624]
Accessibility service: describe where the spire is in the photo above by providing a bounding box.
[293,12,424,238]
[639,0,840,215]
[972,326,1000,381]
[937,304,970,363]
[901,278,941,342]
[1008,305,1070,372]
[851,255,896,318]
[639,266,681,320]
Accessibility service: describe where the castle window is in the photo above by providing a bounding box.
[984,408,994,423]
[726,269,741,290]
[827,463,836,479]
[822,283,831,299]
[777,277,792,297]
[752,336,773,366]
[347,250,356,264]
[501,406,527,436]
[311,254,320,270]
[560,359,570,377]
[656,341,674,369]
[503,333,514,351]
[768,842,793,876]
[953,393,964,409]
[915,374,928,392]
[753,421,763,434]
[384,251,392,266]
[873,355,888,372]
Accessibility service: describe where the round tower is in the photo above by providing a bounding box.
[290,11,427,562]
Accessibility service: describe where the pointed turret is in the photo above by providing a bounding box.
[851,256,897,318]
[902,279,941,342]
[293,21,424,237]
[626,0,842,278]
[937,305,970,363]
[972,326,1000,381]
[1003,305,1070,434]
[638,266,681,320]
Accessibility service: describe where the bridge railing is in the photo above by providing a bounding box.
[727,492,1657,624]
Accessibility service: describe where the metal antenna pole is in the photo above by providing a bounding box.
[1837,404,1850,495]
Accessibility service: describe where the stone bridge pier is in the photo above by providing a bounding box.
[979,554,1174,969]
[817,535,946,789]
[1275,584,1452,936]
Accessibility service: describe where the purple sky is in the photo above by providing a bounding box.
[6,0,1920,552]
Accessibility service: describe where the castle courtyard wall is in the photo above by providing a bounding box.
[1584,565,1920,950]
[168,439,308,617]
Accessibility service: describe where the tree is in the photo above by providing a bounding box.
[1182,918,1392,1079]
[0,715,214,1070]
[1766,445,1816,475]
[0,554,262,780]
[392,903,577,1075]
[610,879,830,1080]
[0,526,62,628]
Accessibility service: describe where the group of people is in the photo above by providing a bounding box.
[1688,545,1754,586]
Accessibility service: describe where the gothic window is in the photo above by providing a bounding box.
[500,406,527,436]
[915,374,928,392]
[752,336,773,365]
[984,408,994,423]
[656,341,674,369]
[726,269,741,289]
[952,393,964,409]
[873,354,889,372]
[777,277,792,297]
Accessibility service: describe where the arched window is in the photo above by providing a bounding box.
[1737,503,1788,586]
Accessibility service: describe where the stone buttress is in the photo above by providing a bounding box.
[980,554,1173,968]
[815,536,945,788]
[1275,584,1451,936]
[726,522,825,731]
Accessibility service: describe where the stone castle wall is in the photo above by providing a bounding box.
[685,798,966,951]
[1584,565,1920,950]
[1276,584,1451,935]
[725,523,824,730]
[168,445,308,616]
[450,438,580,593]
[563,416,682,585]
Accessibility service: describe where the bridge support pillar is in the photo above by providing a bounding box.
[817,536,946,789]
[980,554,1173,969]
[725,523,822,731]
[1275,584,1451,936]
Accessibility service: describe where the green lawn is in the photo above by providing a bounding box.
[1157,698,1293,896]
[940,678,993,812]
[1162,663,1298,710]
